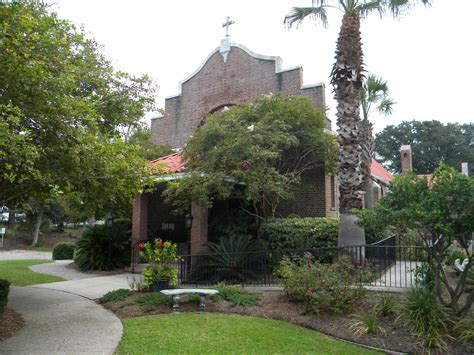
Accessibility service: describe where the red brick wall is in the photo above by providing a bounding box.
[276,167,332,217]
[132,193,148,244]
[190,202,208,255]
[151,45,328,148]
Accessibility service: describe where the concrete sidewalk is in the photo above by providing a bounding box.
[0,249,52,260]
[31,273,143,299]
[0,286,122,354]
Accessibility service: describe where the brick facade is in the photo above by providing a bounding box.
[151,44,329,148]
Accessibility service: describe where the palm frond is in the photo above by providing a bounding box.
[284,6,328,29]
[357,1,384,19]
[386,0,432,18]
[378,98,396,115]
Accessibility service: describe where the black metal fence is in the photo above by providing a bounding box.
[133,236,425,289]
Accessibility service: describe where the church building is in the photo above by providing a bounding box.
[132,25,392,256]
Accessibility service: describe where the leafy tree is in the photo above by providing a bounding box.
[285,0,431,246]
[0,1,156,244]
[358,165,474,315]
[128,126,173,161]
[164,95,337,221]
[374,120,474,175]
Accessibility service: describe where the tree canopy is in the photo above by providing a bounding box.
[374,120,474,175]
[0,1,156,215]
[164,95,337,220]
[358,165,474,315]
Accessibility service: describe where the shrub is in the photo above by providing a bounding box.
[350,312,386,336]
[189,235,268,283]
[260,217,338,251]
[454,314,474,342]
[443,245,466,266]
[211,283,260,307]
[375,294,396,317]
[414,262,435,291]
[275,254,367,314]
[52,242,75,260]
[397,288,452,349]
[131,293,171,312]
[74,224,131,271]
[99,289,133,304]
[0,279,10,314]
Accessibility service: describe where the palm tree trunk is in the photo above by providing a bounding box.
[331,12,366,247]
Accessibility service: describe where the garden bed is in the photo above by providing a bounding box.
[0,308,24,342]
[100,289,473,354]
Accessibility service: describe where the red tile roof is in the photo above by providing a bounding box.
[149,152,184,173]
[370,159,393,184]
[149,153,393,184]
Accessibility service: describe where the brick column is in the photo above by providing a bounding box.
[132,193,148,245]
[190,201,208,255]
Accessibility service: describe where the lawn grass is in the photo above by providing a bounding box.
[20,245,54,252]
[0,260,64,286]
[117,313,381,354]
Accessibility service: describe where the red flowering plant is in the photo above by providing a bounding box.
[139,239,181,287]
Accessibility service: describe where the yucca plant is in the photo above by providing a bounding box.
[375,294,396,317]
[189,235,267,283]
[397,288,452,349]
[349,312,386,336]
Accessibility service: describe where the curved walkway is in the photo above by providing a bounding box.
[30,260,95,280]
[0,286,122,354]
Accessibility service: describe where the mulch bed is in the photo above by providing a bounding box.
[101,290,473,354]
[0,308,24,342]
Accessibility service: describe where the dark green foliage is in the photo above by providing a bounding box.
[260,217,338,251]
[52,242,75,260]
[211,284,260,307]
[189,235,268,283]
[354,209,390,244]
[375,294,396,316]
[74,224,131,271]
[414,262,435,291]
[276,254,368,314]
[0,279,10,314]
[443,245,467,266]
[131,293,171,312]
[99,289,133,304]
[374,120,474,175]
[398,288,452,349]
[164,95,337,220]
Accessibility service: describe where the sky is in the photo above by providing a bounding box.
[46,0,474,134]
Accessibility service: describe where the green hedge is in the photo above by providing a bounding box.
[260,217,338,251]
[52,243,75,260]
[0,279,10,314]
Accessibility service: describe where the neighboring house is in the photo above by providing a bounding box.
[132,37,392,256]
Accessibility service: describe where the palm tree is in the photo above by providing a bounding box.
[360,74,395,209]
[285,0,431,247]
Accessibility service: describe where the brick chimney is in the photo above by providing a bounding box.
[400,145,413,173]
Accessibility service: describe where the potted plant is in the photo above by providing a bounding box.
[139,239,181,291]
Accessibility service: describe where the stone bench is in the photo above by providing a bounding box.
[160,289,219,313]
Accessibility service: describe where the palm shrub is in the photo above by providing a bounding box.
[397,287,452,349]
[189,235,267,283]
[74,224,131,271]
[52,242,75,260]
